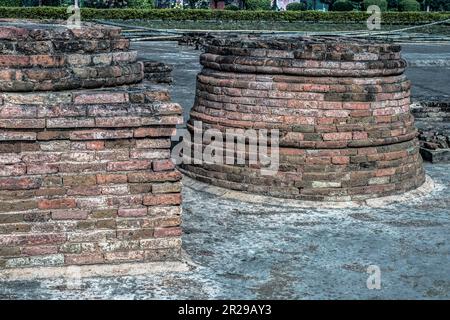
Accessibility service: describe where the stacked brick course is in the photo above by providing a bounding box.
[183,36,425,201]
[0,20,182,269]
[412,100,450,163]
[142,60,173,84]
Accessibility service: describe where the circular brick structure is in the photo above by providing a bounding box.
[183,36,426,201]
[0,20,142,91]
[0,20,182,269]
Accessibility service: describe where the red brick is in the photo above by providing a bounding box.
[27,163,59,175]
[107,160,151,172]
[322,132,352,141]
[38,199,76,210]
[65,253,104,265]
[153,227,182,238]
[127,171,182,183]
[21,246,58,256]
[96,173,128,184]
[118,208,147,217]
[134,127,177,138]
[0,177,41,190]
[352,132,368,140]
[152,159,175,172]
[86,141,105,150]
[143,193,182,206]
[69,129,133,140]
[0,164,26,176]
[74,93,128,105]
[331,156,350,165]
[52,210,89,220]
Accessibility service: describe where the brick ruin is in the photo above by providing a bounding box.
[0,20,182,269]
[183,36,426,201]
[412,100,450,163]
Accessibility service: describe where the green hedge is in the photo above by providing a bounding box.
[0,7,448,24]
[0,0,21,6]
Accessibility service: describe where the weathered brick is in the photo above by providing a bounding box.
[107,160,151,172]
[0,177,41,190]
[152,159,175,171]
[65,253,104,265]
[96,173,127,184]
[153,227,182,238]
[63,175,97,187]
[90,209,117,219]
[128,171,182,183]
[143,194,182,206]
[152,182,182,194]
[21,246,58,256]
[52,210,89,220]
[133,127,177,138]
[38,198,76,210]
[118,207,147,217]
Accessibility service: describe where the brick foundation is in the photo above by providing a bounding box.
[183,36,426,201]
[0,20,182,269]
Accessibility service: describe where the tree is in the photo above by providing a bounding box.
[398,0,420,11]
[387,0,399,9]
[424,0,450,11]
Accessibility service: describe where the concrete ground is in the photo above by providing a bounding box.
[0,40,448,300]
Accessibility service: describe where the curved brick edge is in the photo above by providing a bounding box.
[0,51,138,69]
[0,20,129,56]
[189,70,416,149]
[181,139,426,201]
[184,35,425,201]
[0,19,123,41]
[0,61,144,92]
[142,60,174,84]
[205,37,402,61]
[200,53,406,77]
[0,38,131,55]
[0,83,184,269]
[181,172,434,208]
[202,36,406,76]
[188,114,417,149]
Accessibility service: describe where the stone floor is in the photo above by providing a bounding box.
[0,41,448,300]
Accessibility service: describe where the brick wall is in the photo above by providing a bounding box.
[183,36,425,201]
[0,20,182,269]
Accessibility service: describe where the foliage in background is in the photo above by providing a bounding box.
[387,0,398,9]
[127,0,153,8]
[0,0,21,6]
[424,0,450,11]
[84,0,128,8]
[331,0,354,11]
[362,0,388,11]
[243,0,271,10]
[286,1,307,11]
[225,4,240,10]
[398,0,420,11]
[0,7,448,22]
